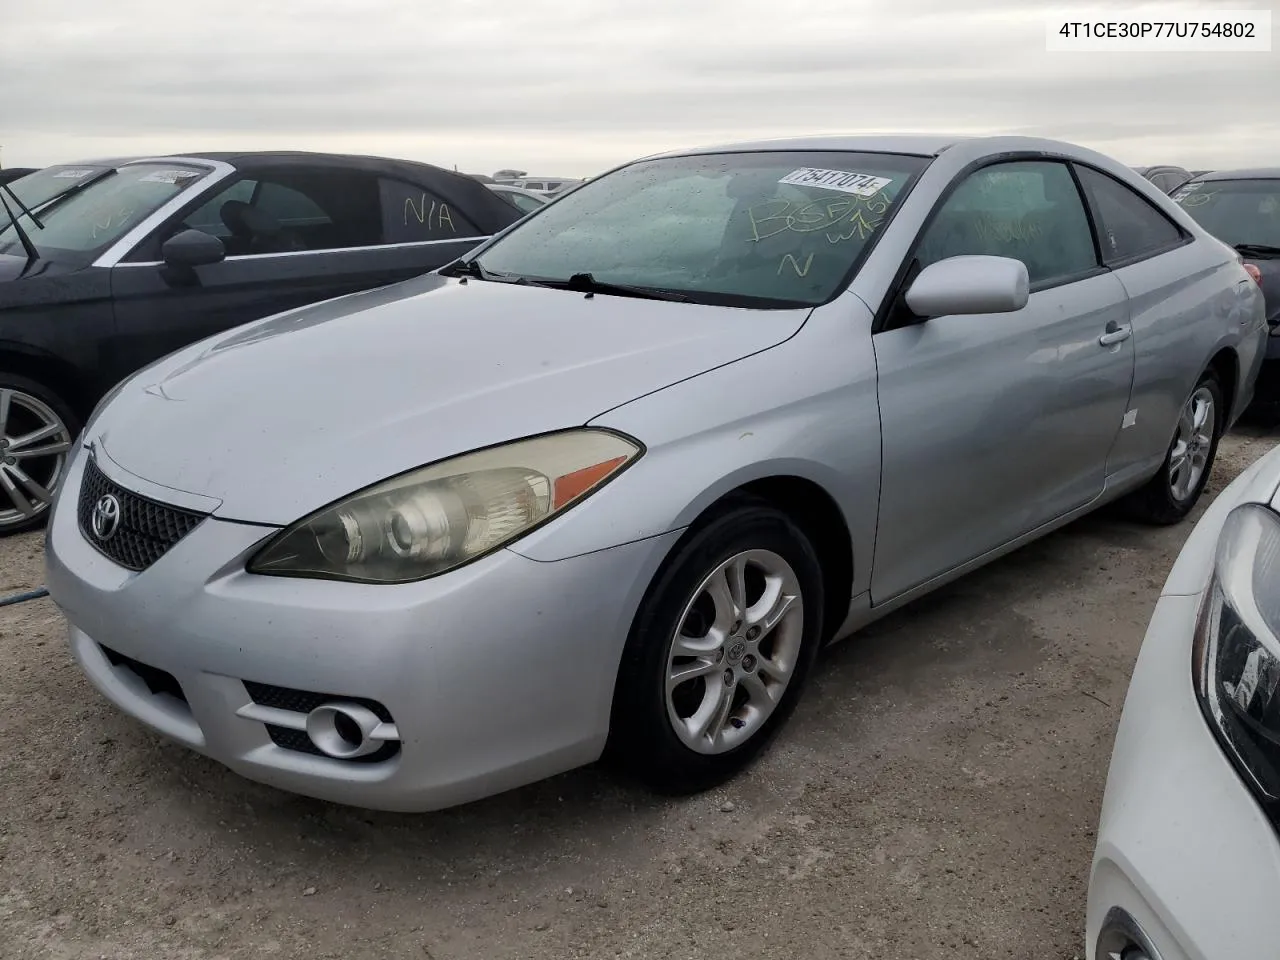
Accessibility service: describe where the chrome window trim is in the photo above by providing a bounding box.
[90,158,238,268]
[109,235,491,267]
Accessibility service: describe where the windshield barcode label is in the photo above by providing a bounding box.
[778,168,894,197]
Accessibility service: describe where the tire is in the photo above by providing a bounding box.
[1121,370,1224,526]
[0,373,80,537]
[606,497,825,794]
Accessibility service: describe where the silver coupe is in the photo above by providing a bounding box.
[45,134,1267,811]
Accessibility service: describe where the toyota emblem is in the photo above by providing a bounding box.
[90,494,122,541]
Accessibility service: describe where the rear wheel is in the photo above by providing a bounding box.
[607,499,824,794]
[0,374,79,537]
[1121,370,1223,525]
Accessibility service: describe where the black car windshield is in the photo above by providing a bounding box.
[0,162,210,263]
[473,150,931,308]
[1172,178,1280,248]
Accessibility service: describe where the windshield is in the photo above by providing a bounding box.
[1,163,117,211]
[473,150,930,308]
[1172,178,1280,248]
[0,162,210,263]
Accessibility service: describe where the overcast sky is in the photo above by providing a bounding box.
[2,0,1276,176]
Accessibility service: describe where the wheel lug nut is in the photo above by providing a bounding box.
[723,669,735,686]
[746,626,760,640]
[742,655,756,672]
[715,648,724,663]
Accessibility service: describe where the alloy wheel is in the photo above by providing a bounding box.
[0,388,73,530]
[665,548,805,755]
[1169,385,1216,502]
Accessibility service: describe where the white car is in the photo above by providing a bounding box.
[1087,442,1280,959]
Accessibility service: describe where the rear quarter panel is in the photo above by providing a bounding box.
[1105,238,1265,473]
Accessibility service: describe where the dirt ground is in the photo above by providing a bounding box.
[2,429,1277,960]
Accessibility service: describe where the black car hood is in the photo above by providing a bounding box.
[0,256,93,304]
[1245,255,1280,325]
[0,253,31,283]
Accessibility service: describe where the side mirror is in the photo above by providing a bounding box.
[161,229,226,268]
[904,255,1029,317]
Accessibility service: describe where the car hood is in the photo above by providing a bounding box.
[1244,255,1280,325]
[93,273,810,525]
[0,254,87,286]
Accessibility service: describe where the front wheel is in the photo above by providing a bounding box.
[1121,371,1223,526]
[0,374,79,537]
[607,499,825,794]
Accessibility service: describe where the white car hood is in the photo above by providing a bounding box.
[93,273,809,525]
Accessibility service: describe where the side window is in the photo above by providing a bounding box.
[1074,165,1184,264]
[255,182,331,226]
[916,161,1098,287]
[379,178,481,243]
[172,168,381,256]
[185,179,256,237]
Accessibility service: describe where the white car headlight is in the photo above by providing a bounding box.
[247,429,642,584]
[1193,503,1280,809]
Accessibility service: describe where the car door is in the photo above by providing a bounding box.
[106,166,489,379]
[870,159,1135,603]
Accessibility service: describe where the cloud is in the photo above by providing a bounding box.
[1,0,1275,174]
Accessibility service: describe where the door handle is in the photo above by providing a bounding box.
[1099,323,1132,347]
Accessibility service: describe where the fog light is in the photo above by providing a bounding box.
[305,703,386,759]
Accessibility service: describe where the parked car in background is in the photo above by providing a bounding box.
[1134,165,1194,194]
[495,176,582,195]
[46,134,1264,812]
[0,151,523,534]
[0,168,39,187]
[1172,169,1280,414]
[1087,441,1280,960]
[486,182,550,215]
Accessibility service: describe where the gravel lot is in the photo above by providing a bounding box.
[2,428,1276,960]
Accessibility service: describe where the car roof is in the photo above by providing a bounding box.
[1193,167,1280,181]
[82,150,526,234]
[646,134,968,160]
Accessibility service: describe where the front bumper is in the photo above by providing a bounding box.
[46,447,679,812]
[1086,451,1280,959]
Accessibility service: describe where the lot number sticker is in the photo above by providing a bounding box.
[138,169,202,184]
[779,168,894,197]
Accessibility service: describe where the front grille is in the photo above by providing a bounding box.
[101,644,187,703]
[77,457,206,571]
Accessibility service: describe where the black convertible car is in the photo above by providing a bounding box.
[0,151,523,534]
[1172,168,1280,415]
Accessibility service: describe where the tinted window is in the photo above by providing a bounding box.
[379,178,481,243]
[916,161,1097,286]
[160,169,381,257]
[1075,165,1184,264]
[475,150,930,308]
[1172,178,1280,248]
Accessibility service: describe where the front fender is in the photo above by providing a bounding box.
[506,299,881,597]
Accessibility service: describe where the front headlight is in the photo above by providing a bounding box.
[247,429,642,584]
[1193,503,1280,809]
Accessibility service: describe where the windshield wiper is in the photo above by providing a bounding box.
[559,272,691,303]
[0,183,44,230]
[0,193,39,266]
[440,258,538,285]
[1236,243,1280,260]
[30,167,117,216]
